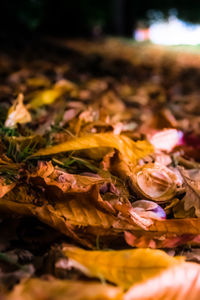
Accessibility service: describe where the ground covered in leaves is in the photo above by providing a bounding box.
[1,38,200,299]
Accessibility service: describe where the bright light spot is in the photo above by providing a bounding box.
[149,16,200,45]
[134,14,200,45]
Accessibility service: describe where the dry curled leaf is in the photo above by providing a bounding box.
[0,177,16,198]
[124,231,197,249]
[132,200,166,220]
[32,133,154,165]
[0,184,137,248]
[28,161,105,195]
[131,163,179,202]
[63,245,184,289]
[5,94,31,128]
[179,168,200,217]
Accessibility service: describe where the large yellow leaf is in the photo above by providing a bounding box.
[6,279,123,300]
[31,133,154,164]
[62,245,184,289]
[125,262,200,300]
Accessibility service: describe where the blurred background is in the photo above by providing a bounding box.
[1,0,200,45]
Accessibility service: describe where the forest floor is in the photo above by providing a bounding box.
[1,38,200,299]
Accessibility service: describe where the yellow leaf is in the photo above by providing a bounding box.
[31,89,62,107]
[26,76,51,88]
[125,262,200,300]
[7,279,123,300]
[63,245,184,289]
[28,79,77,109]
[5,94,31,128]
[31,133,154,164]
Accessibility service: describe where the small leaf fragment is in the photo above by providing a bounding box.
[5,94,31,128]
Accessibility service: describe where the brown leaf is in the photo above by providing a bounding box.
[130,163,180,202]
[0,185,136,247]
[0,177,16,198]
[179,168,200,217]
[124,231,197,249]
[28,161,105,196]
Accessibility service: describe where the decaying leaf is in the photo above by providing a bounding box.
[124,262,200,300]
[0,177,15,198]
[6,279,123,300]
[179,168,200,217]
[149,217,200,235]
[131,200,166,220]
[28,160,105,195]
[5,94,32,128]
[63,245,184,289]
[124,231,197,249]
[31,133,154,164]
[130,163,179,202]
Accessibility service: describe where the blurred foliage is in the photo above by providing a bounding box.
[1,0,200,37]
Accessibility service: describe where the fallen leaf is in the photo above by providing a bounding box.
[124,262,200,300]
[0,177,15,198]
[131,200,166,220]
[5,94,31,128]
[179,168,200,217]
[28,160,105,196]
[131,163,181,202]
[124,231,196,249]
[0,185,137,247]
[31,133,154,165]
[28,79,77,109]
[63,245,184,289]
[6,278,122,300]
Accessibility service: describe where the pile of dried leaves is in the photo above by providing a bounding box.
[1,38,200,299]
